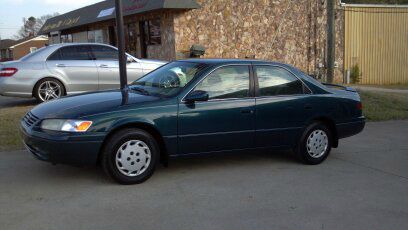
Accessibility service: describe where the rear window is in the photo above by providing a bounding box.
[19,47,47,61]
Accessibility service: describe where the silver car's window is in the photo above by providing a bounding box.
[195,65,250,100]
[48,45,92,61]
[91,45,118,60]
[255,66,304,96]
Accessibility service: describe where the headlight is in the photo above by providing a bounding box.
[41,119,93,132]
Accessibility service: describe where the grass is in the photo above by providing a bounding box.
[0,106,33,151]
[359,91,408,121]
[350,84,408,90]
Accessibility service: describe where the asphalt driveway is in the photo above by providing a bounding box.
[0,121,407,230]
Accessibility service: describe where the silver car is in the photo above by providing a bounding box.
[0,43,166,102]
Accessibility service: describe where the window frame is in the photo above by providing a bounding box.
[252,64,313,98]
[181,64,256,103]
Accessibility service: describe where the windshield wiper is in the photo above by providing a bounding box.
[130,87,150,96]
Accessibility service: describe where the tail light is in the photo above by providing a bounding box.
[0,68,18,77]
[357,102,363,110]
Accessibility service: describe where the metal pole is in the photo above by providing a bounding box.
[327,0,335,83]
[115,0,128,90]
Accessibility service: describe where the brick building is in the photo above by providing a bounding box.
[40,0,344,82]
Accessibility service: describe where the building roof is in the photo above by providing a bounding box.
[0,39,18,50]
[39,0,200,34]
[9,36,48,49]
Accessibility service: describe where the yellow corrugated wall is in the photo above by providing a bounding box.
[344,6,408,85]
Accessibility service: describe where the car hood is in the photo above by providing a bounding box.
[31,90,160,119]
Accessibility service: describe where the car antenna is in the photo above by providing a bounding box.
[115,0,128,91]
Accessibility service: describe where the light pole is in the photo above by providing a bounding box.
[327,0,335,83]
[115,0,128,90]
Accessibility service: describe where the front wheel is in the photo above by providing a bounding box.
[295,122,332,165]
[101,128,159,184]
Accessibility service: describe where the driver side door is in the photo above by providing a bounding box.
[178,65,256,155]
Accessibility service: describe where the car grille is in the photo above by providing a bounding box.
[23,112,39,127]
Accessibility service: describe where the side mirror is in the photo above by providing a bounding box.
[184,90,209,103]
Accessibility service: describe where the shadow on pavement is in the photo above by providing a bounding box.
[16,150,296,185]
[0,96,37,108]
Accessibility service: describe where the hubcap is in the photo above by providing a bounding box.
[38,81,61,101]
[306,130,328,158]
[115,140,151,177]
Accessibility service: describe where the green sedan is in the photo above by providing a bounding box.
[21,59,365,184]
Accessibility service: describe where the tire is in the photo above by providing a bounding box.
[101,128,159,185]
[295,122,332,165]
[34,78,65,103]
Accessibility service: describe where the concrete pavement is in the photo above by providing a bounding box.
[0,121,407,229]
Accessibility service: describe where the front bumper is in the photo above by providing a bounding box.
[20,121,105,166]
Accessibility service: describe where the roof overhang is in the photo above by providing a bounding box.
[39,0,200,34]
[9,36,48,49]
[340,1,408,8]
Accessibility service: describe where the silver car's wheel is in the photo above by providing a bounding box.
[115,140,151,177]
[38,80,62,102]
[306,129,329,158]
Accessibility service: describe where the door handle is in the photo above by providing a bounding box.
[99,64,109,68]
[304,104,313,110]
[56,64,66,67]
[241,109,254,114]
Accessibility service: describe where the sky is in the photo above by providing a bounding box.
[0,0,101,39]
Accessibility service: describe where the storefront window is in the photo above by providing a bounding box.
[61,34,73,43]
[148,19,161,45]
[88,29,109,44]
[73,32,88,43]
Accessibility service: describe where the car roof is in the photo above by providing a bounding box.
[178,58,284,66]
[48,42,113,48]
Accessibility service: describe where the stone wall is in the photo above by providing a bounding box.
[173,0,345,82]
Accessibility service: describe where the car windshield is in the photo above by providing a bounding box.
[131,61,209,97]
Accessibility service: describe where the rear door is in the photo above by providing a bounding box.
[46,45,98,93]
[254,65,313,147]
[90,45,144,90]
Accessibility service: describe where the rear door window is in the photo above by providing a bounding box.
[255,66,304,96]
[48,45,92,61]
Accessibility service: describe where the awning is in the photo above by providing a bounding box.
[39,0,200,34]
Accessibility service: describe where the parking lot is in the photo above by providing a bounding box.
[1,119,407,229]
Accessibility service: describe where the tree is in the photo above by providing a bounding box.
[14,13,59,39]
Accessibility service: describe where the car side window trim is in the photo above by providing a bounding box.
[253,64,313,97]
[180,64,255,103]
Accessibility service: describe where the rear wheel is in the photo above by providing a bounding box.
[295,122,332,165]
[34,78,65,102]
[101,128,159,184]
